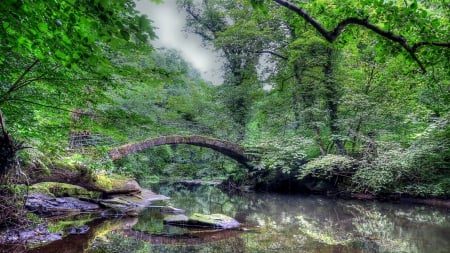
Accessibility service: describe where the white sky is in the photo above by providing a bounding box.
[135,0,224,85]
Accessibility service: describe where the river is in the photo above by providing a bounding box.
[26,182,450,253]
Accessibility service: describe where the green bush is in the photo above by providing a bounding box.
[254,136,314,174]
[351,116,450,197]
[351,145,407,194]
[299,154,356,180]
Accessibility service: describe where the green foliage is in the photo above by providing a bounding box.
[0,0,155,66]
[0,0,447,201]
[299,155,356,180]
[253,137,314,174]
[352,117,450,196]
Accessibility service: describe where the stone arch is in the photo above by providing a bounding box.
[108,136,252,167]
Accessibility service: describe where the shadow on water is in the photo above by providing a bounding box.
[8,182,450,253]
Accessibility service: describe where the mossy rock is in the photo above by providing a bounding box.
[91,173,141,194]
[25,165,141,195]
[187,213,240,229]
[30,182,101,199]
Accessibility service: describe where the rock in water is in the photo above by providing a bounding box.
[188,213,240,229]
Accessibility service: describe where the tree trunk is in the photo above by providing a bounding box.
[323,48,346,155]
[0,110,15,183]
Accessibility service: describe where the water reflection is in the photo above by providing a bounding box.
[25,183,450,253]
[153,184,450,253]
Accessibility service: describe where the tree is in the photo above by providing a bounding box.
[0,0,159,182]
[178,0,277,140]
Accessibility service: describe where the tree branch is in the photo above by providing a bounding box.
[272,0,450,73]
[8,59,40,93]
[184,4,217,41]
[6,98,100,118]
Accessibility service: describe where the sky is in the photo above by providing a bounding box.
[135,0,224,84]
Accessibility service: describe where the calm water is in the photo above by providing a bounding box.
[24,183,450,253]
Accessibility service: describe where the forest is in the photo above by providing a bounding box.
[0,0,449,251]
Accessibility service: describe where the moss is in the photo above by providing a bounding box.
[30,182,101,199]
[29,183,54,196]
[93,173,113,191]
[91,172,140,193]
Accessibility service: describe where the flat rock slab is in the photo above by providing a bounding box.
[26,193,99,215]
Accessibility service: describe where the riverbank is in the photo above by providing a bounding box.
[0,179,169,249]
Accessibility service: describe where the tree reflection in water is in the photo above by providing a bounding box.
[26,183,450,253]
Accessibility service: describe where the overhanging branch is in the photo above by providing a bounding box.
[272,0,450,73]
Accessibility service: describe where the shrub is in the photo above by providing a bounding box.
[299,155,356,180]
[352,116,450,197]
[253,136,314,174]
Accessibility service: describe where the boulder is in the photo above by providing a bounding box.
[91,174,142,194]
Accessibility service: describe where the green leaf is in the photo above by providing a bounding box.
[55,50,67,60]
[62,34,72,45]
[250,0,268,14]
[17,36,27,45]
[38,22,48,32]
[431,19,440,28]
[2,21,10,29]
[120,30,130,41]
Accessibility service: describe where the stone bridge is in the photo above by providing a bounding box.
[108,135,254,167]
